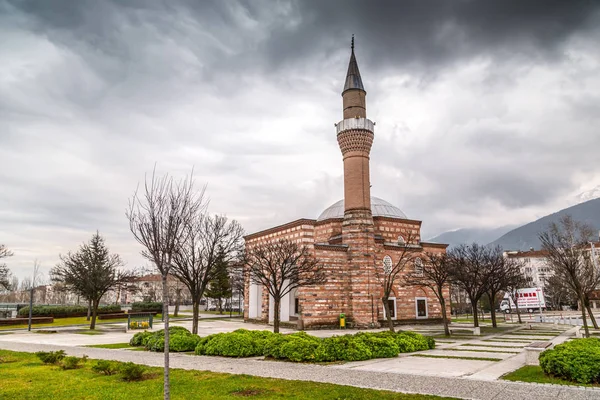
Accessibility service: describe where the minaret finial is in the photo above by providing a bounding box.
[351,34,354,51]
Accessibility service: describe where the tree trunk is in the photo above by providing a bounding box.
[86,300,91,321]
[584,295,598,329]
[579,294,590,338]
[438,291,450,337]
[192,300,199,335]
[218,297,223,315]
[273,298,281,333]
[174,289,180,318]
[162,275,170,400]
[488,293,498,328]
[382,297,395,333]
[470,299,479,327]
[90,299,99,330]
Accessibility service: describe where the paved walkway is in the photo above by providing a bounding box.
[1,337,599,399]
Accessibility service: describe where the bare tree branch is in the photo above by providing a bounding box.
[245,239,325,333]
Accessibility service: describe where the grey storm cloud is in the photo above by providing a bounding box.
[2,0,600,280]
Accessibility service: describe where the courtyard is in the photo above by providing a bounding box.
[1,317,599,399]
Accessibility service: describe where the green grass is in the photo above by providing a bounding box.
[440,348,520,354]
[432,335,475,339]
[0,350,454,400]
[75,330,105,335]
[461,344,524,349]
[0,316,127,331]
[85,343,133,349]
[507,332,559,337]
[482,339,532,343]
[479,326,514,334]
[410,354,502,362]
[502,366,599,387]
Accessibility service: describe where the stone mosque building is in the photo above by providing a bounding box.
[244,41,449,329]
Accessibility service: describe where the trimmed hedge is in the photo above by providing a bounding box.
[195,329,434,362]
[131,302,163,312]
[540,338,600,384]
[132,326,199,352]
[17,305,121,318]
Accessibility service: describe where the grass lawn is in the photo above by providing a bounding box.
[410,354,502,362]
[85,343,133,349]
[440,348,520,354]
[0,316,126,331]
[0,350,454,400]
[502,366,599,387]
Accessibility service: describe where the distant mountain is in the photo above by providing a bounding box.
[572,185,600,205]
[489,198,600,251]
[427,226,516,249]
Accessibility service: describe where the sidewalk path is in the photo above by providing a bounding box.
[1,340,599,400]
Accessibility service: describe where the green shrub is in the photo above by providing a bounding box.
[203,332,262,357]
[92,360,119,375]
[131,302,163,312]
[197,330,275,357]
[35,350,66,364]
[170,334,201,352]
[120,362,146,382]
[355,333,400,358]
[314,335,372,362]
[18,304,121,317]
[539,338,600,384]
[60,355,87,370]
[263,333,291,359]
[145,326,195,352]
[129,331,153,347]
[280,337,321,362]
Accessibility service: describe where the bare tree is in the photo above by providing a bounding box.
[51,232,134,329]
[503,265,531,324]
[245,238,325,333]
[127,168,205,400]
[405,252,451,336]
[449,243,491,328]
[539,215,600,338]
[171,214,243,334]
[483,247,525,328]
[544,274,576,311]
[0,244,14,290]
[376,233,419,332]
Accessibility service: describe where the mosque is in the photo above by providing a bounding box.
[244,41,449,329]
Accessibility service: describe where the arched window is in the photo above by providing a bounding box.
[382,255,393,275]
[397,235,405,245]
[414,257,423,276]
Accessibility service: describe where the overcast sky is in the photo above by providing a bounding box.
[2,0,600,281]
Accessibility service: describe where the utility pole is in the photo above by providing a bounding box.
[28,261,40,332]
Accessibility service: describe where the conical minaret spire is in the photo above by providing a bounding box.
[343,35,365,93]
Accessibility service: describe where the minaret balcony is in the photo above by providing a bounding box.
[335,118,374,135]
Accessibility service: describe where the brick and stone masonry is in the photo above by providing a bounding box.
[244,39,449,329]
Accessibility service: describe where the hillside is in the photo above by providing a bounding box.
[427,226,516,249]
[489,197,600,251]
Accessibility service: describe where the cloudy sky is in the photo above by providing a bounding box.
[2,0,600,281]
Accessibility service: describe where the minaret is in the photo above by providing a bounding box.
[337,37,377,328]
[337,36,374,223]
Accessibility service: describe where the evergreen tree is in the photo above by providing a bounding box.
[205,249,232,314]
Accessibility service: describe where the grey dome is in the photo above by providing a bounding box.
[317,196,407,221]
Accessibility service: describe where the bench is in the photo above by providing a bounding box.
[524,341,552,365]
[449,326,481,336]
